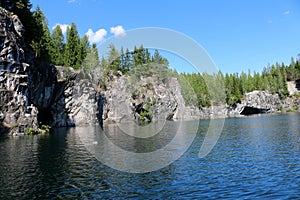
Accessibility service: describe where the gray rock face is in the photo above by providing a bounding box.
[281,96,300,112]
[98,73,198,125]
[287,80,300,95]
[198,105,228,119]
[1,8,299,135]
[66,79,100,126]
[236,90,281,115]
[28,66,101,128]
[0,8,103,133]
[0,8,38,135]
[194,90,284,119]
[97,77,292,122]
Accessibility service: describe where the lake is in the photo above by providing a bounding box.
[0,113,299,199]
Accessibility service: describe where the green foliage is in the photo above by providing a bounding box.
[139,97,152,124]
[49,22,94,70]
[25,127,38,135]
[130,62,170,83]
[152,49,168,65]
[178,73,211,107]
[139,110,149,124]
[64,22,81,69]
[0,0,32,12]
[25,124,51,135]
[203,71,226,105]
[79,35,90,64]
[0,2,92,68]
[82,43,100,77]
[177,56,300,108]
[177,74,198,106]
[107,44,120,71]
[49,25,64,65]
[40,125,51,134]
[102,45,173,83]
[30,6,51,60]
[294,93,300,98]
[286,57,300,81]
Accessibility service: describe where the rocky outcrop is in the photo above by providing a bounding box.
[27,65,101,128]
[1,7,299,135]
[0,8,38,135]
[98,72,199,125]
[281,96,300,112]
[235,90,281,115]
[0,6,107,135]
[192,90,291,119]
[65,78,100,126]
[287,80,300,95]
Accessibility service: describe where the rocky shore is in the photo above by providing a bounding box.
[0,8,299,135]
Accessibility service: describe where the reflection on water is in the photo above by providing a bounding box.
[0,113,299,199]
[78,120,198,173]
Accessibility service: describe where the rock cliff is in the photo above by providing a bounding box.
[0,8,102,134]
[0,8,299,135]
[0,8,38,134]
[233,90,281,116]
[98,72,199,125]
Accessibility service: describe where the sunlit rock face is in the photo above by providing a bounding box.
[238,90,281,115]
[0,8,38,135]
[98,73,198,125]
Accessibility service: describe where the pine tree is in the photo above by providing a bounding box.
[100,56,108,69]
[107,44,120,71]
[152,49,168,65]
[133,46,142,66]
[82,43,99,76]
[124,48,132,71]
[253,71,262,90]
[64,22,80,69]
[30,6,50,60]
[287,57,296,81]
[78,35,90,67]
[240,72,247,94]
[49,25,64,65]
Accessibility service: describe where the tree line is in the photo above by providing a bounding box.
[2,1,299,109]
[100,45,170,77]
[99,45,299,108]
[180,57,300,107]
[96,44,300,108]
[32,7,100,70]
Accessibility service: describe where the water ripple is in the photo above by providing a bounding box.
[0,113,299,199]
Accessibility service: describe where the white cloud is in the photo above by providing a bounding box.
[52,24,70,34]
[68,0,76,3]
[110,25,126,37]
[86,28,107,43]
[283,10,290,15]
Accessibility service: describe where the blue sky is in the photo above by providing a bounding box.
[30,0,300,74]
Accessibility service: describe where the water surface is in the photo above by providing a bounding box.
[0,113,299,199]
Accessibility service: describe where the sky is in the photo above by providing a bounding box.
[30,0,300,74]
